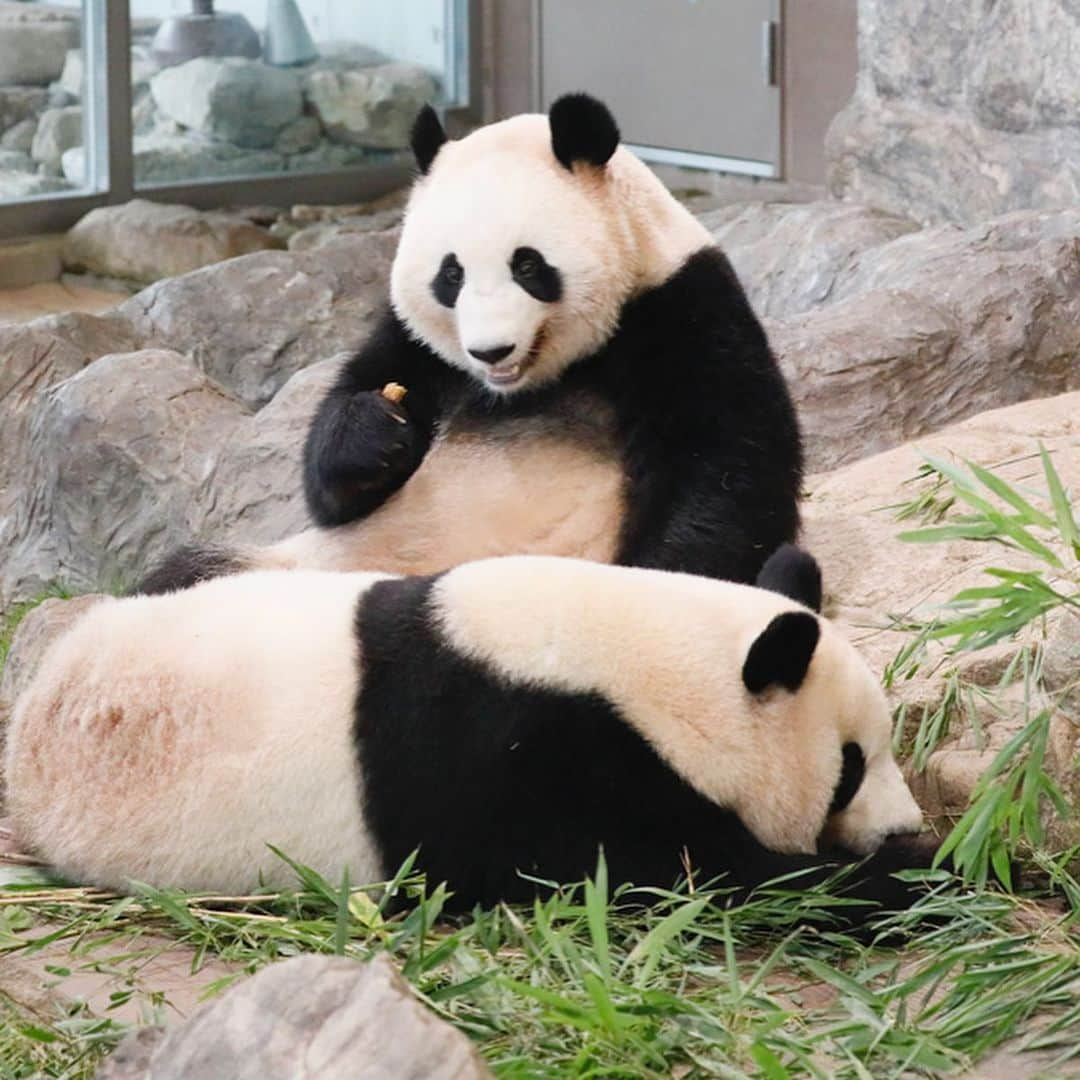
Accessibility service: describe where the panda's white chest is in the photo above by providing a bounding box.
[286,395,626,575]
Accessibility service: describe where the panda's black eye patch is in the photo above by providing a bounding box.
[829,742,865,814]
[432,253,464,308]
[511,247,562,302]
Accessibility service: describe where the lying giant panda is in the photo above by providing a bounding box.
[140,94,802,594]
[7,551,930,922]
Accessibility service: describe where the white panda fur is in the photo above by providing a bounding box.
[6,557,926,918]
[137,94,804,597]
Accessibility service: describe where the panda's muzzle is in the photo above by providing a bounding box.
[468,344,516,364]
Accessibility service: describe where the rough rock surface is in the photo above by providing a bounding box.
[96,955,492,1080]
[702,201,919,319]
[0,230,396,604]
[63,200,282,285]
[0,2,79,86]
[828,0,1080,225]
[305,62,438,149]
[62,133,285,187]
[150,58,303,150]
[802,391,1080,849]
[766,209,1080,469]
[0,86,48,133]
[29,105,81,171]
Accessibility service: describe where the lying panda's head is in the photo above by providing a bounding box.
[390,95,711,394]
[435,557,925,859]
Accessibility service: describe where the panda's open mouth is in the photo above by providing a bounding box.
[484,326,546,388]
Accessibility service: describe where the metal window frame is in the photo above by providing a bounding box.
[0,0,478,240]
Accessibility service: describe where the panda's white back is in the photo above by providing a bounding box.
[5,570,384,893]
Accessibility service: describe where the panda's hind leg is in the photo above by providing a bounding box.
[133,543,249,596]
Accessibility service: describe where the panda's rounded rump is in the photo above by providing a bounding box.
[4,571,384,893]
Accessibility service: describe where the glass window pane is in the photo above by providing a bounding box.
[128,1,467,189]
[0,0,102,203]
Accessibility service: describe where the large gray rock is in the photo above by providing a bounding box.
[0,229,396,604]
[95,955,492,1080]
[151,58,303,149]
[702,201,919,319]
[0,117,37,153]
[62,133,285,186]
[0,2,79,86]
[829,0,1080,225]
[63,199,282,285]
[769,209,1080,469]
[0,149,35,174]
[117,230,398,408]
[5,350,246,598]
[304,62,437,149]
[30,105,81,171]
[0,87,47,135]
[0,169,70,198]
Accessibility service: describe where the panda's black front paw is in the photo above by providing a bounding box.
[306,391,423,526]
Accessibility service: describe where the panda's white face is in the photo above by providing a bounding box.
[390,113,710,395]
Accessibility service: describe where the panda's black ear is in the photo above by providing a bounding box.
[549,93,620,171]
[742,612,820,695]
[755,544,823,613]
[411,104,447,174]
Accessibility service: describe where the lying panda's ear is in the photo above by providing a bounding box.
[549,93,620,171]
[742,612,820,695]
[755,544,823,613]
[411,104,447,175]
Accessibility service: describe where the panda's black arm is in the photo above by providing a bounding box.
[610,247,803,582]
[303,310,452,527]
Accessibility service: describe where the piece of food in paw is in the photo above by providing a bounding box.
[381,382,408,404]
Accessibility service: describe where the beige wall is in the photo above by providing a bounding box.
[481,0,857,186]
[782,0,857,183]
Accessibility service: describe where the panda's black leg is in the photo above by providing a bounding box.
[132,544,247,596]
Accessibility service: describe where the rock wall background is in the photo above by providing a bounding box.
[0,1,434,198]
[827,0,1080,225]
[1,199,1079,608]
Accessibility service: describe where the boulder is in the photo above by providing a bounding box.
[304,62,437,149]
[96,955,492,1080]
[0,230,396,604]
[0,169,70,199]
[29,105,81,171]
[4,350,246,599]
[273,114,321,155]
[62,133,285,186]
[802,391,1080,850]
[828,0,1080,225]
[63,199,282,285]
[0,3,79,86]
[0,149,34,174]
[702,201,919,319]
[116,230,398,408]
[769,209,1080,470]
[0,117,37,153]
[58,42,158,99]
[150,57,303,149]
[0,86,48,133]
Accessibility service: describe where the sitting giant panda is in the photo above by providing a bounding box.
[140,94,802,594]
[7,552,930,923]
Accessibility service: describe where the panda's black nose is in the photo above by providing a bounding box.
[468,344,515,364]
